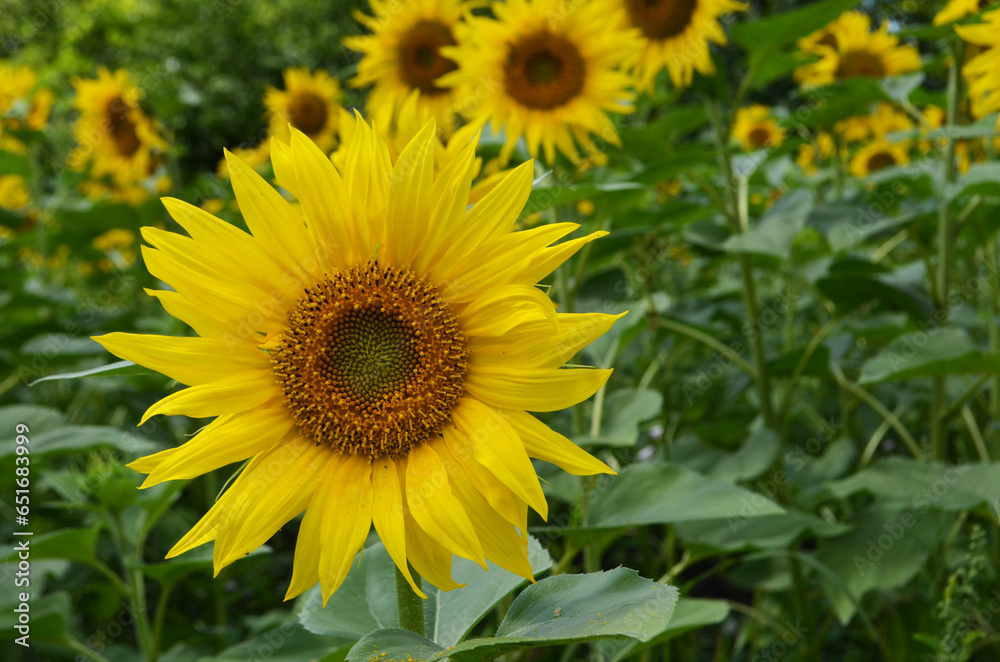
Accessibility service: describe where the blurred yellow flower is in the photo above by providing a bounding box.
[956,9,1000,119]
[934,0,998,25]
[618,0,748,91]
[70,68,169,192]
[265,68,342,153]
[440,0,636,164]
[200,198,226,215]
[655,179,683,202]
[796,11,921,88]
[576,199,595,216]
[850,140,910,178]
[345,0,465,137]
[0,174,31,210]
[732,106,786,151]
[0,61,54,132]
[834,102,914,143]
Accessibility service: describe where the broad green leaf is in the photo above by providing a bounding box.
[26,425,160,457]
[602,598,731,660]
[769,345,833,379]
[858,327,1000,383]
[576,388,662,447]
[808,200,934,252]
[29,360,154,385]
[0,405,68,439]
[301,537,552,647]
[708,420,781,483]
[0,528,99,564]
[814,258,934,322]
[0,591,70,643]
[825,457,999,512]
[536,462,784,536]
[816,504,951,624]
[347,569,678,662]
[678,510,850,552]
[723,190,813,259]
[798,78,890,129]
[947,162,1000,201]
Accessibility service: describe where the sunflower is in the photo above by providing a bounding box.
[796,131,835,175]
[0,174,31,210]
[93,117,618,603]
[618,0,748,91]
[265,68,341,153]
[956,9,1000,119]
[0,61,55,153]
[732,105,786,151]
[795,11,922,89]
[934,0,998,25]
[439,0,637,165]
[345,0,465,137]
[833,102,914,144]
[70,68,168,187]
[850,140,910,178]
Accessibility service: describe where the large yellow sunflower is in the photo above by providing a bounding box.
[956,9,1000,119]
[795,11,922,88]
[439,0,637,165]
[618,0,748,91]
[850,140,910,178]
[345,0,465,137]
[265,68,342,153]
[934,0,999,25]
[93,116,618,603]
[70,68,168,187]
[732,105,786,151]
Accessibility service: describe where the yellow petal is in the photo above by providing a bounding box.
[458,284,557,338]
[317,454,374,605]
[405,443,485,567]
[139,408,294,487]
[452,160,534,251]
[371,456,425,598]
[212,438,327,573]
[144,289,229,338]
[469,312,626,369]
[285,452,340,601]
[505,409,615,476]
[93,333,269,386]
[440,426,526,532]
[403,508,463,592]
[517,231,608,285]
[450,399,547,520]
[270,137,298,196]
[466,366,612,412]
[384,119,436,268]
[138,370,277,425]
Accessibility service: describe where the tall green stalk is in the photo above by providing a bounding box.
[931,39,963,461]
[707,100,776,430]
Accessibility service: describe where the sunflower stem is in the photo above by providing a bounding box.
[707,99,776,431]
[931,38,963,462]
[395,565,426,636]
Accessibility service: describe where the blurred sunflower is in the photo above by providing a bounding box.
[94,117,618,603]
[796,11,921,88]
[956,9,1000,119]
[796,131,836,175]
[0,61,55,153]
[345,0,465,137]
[850,140,910,178]
[0,174,31,210]
[618,0,748,90]
[834,102,914,143]
[265,68,342,153]
[934,0,998,25]
[70,68,168,188]
[732,106,786,151]
[440,0,637,164]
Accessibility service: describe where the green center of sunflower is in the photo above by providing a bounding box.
[866,151,897,173]
[504,31,586,110]
[397,20,459,96]
[835,50,887,79]
[271,261,469,459]
[289,92,329,136]
[626,0,697,40]
[106,97,141,158]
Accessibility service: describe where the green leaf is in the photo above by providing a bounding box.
[201,622,350,662]
[0,591,70,643]
[708,420,782,483]
[813,258,934,322]
[23,425,160,458]
[947,162,1000,201]
[723,190,813,259]
[858,327,1000,384]
[536,462,784,537]
[601,598,731,660]
[523,181,645,216]
[730,0,860,73]
[576,388,662,447]
[678,510,850,552]
[0,405,68,438]
[347,569,678,662]
[0,150,32,178]
[29,360,154,385]
[301,537,552,647]
[0,528,99,564]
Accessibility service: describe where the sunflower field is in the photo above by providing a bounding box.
[4,0,1000,660]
